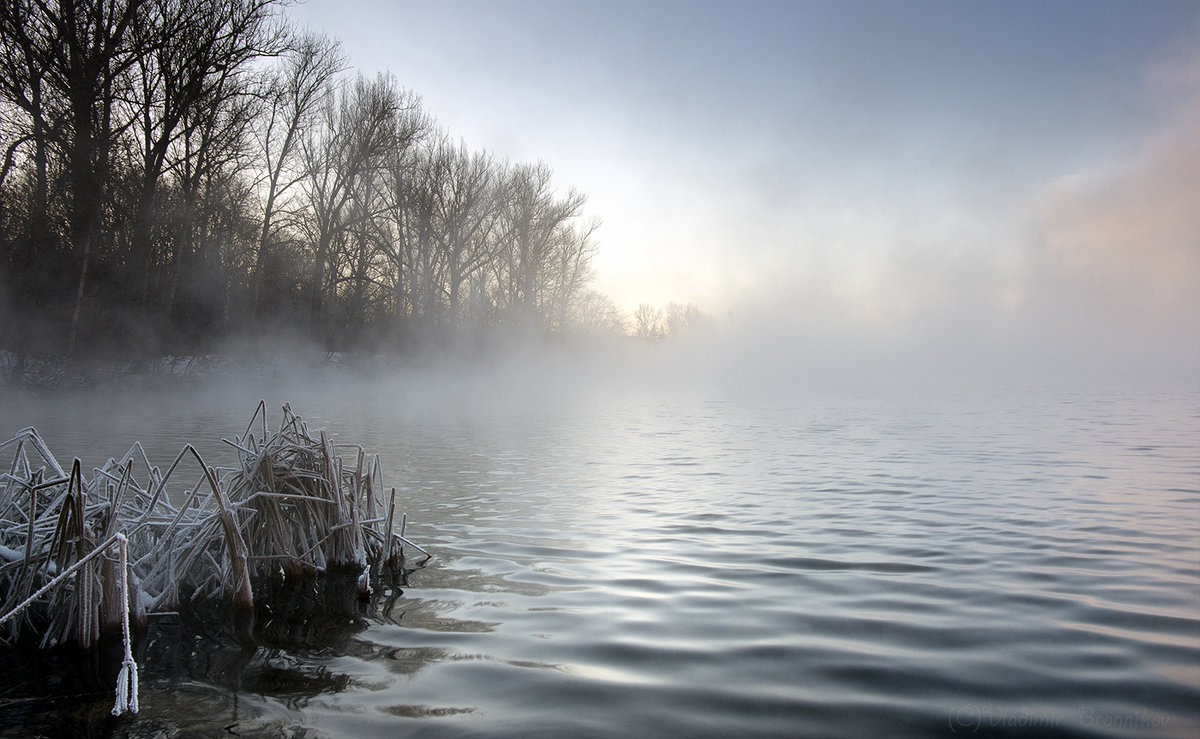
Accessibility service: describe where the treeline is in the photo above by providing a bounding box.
[0,0,626,360]
[632,302,711,340]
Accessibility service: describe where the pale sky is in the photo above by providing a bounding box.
[287,0,1199,380]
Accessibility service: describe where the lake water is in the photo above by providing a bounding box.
[1,370,1198,737]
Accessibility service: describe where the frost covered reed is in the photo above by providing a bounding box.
[0,402,427,657]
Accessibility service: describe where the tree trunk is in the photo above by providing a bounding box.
[66,233,91,358]
[309,230,332,341]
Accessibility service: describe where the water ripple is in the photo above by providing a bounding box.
[3,386,1198,737]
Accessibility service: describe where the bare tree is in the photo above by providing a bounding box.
[162,69,260,343]
[496,161,586,326]
[124,0,286,307]
[424,139,502,327]
[0,0,149,354]
[0,15,59,300]
[376,105,432,328]
[249,30,344,315]
[400,145,449,328]
[300,72,402,340]
[573,290,627,335]
[545,216,600,331]
[665,302,711,337]
[633,303,664,340]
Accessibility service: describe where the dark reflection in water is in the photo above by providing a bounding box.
[0,569,442,737]
[1,383,1198,738]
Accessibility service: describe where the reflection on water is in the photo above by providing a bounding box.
[1,382,1198,737]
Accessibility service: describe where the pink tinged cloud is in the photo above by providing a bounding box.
[1034,123,1200,331]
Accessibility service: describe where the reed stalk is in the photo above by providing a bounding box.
[0,403,428,658]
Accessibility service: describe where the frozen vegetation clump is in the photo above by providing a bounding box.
[0,402,427,713]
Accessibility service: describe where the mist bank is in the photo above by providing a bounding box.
[1,321,1193,487]
[690,307,1199,398]
[3,297,1194,400]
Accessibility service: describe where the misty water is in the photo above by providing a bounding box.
[1,366,1198,737]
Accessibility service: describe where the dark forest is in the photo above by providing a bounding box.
[0,0,629,366]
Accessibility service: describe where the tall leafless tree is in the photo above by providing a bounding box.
[249,30,344,316]
[0,0,149,354]
[497,161,586,327]
[301,72,401,341]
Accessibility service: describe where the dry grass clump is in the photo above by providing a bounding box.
[0,402,426,655]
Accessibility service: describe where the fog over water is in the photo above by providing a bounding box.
[1,346,1197,738]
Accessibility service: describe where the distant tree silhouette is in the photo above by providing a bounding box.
[301,72,404,344]
[633,303,664,340]
[665,302,710,337]
[496,162,587,328]
[251,30,346,318]
[573,290,627,336]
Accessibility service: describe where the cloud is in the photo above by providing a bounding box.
[1029,108,1200,336]
[1028,30,1200,320]
[697,120,1200,391]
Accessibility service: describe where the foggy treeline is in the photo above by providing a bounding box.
[631,302,711,341]
[0,0,630,362]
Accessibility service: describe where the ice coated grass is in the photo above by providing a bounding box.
[0,401,427,651]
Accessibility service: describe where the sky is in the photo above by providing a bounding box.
[286,0,1199,384]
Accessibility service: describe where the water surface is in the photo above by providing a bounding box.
[1,379,1197,737]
